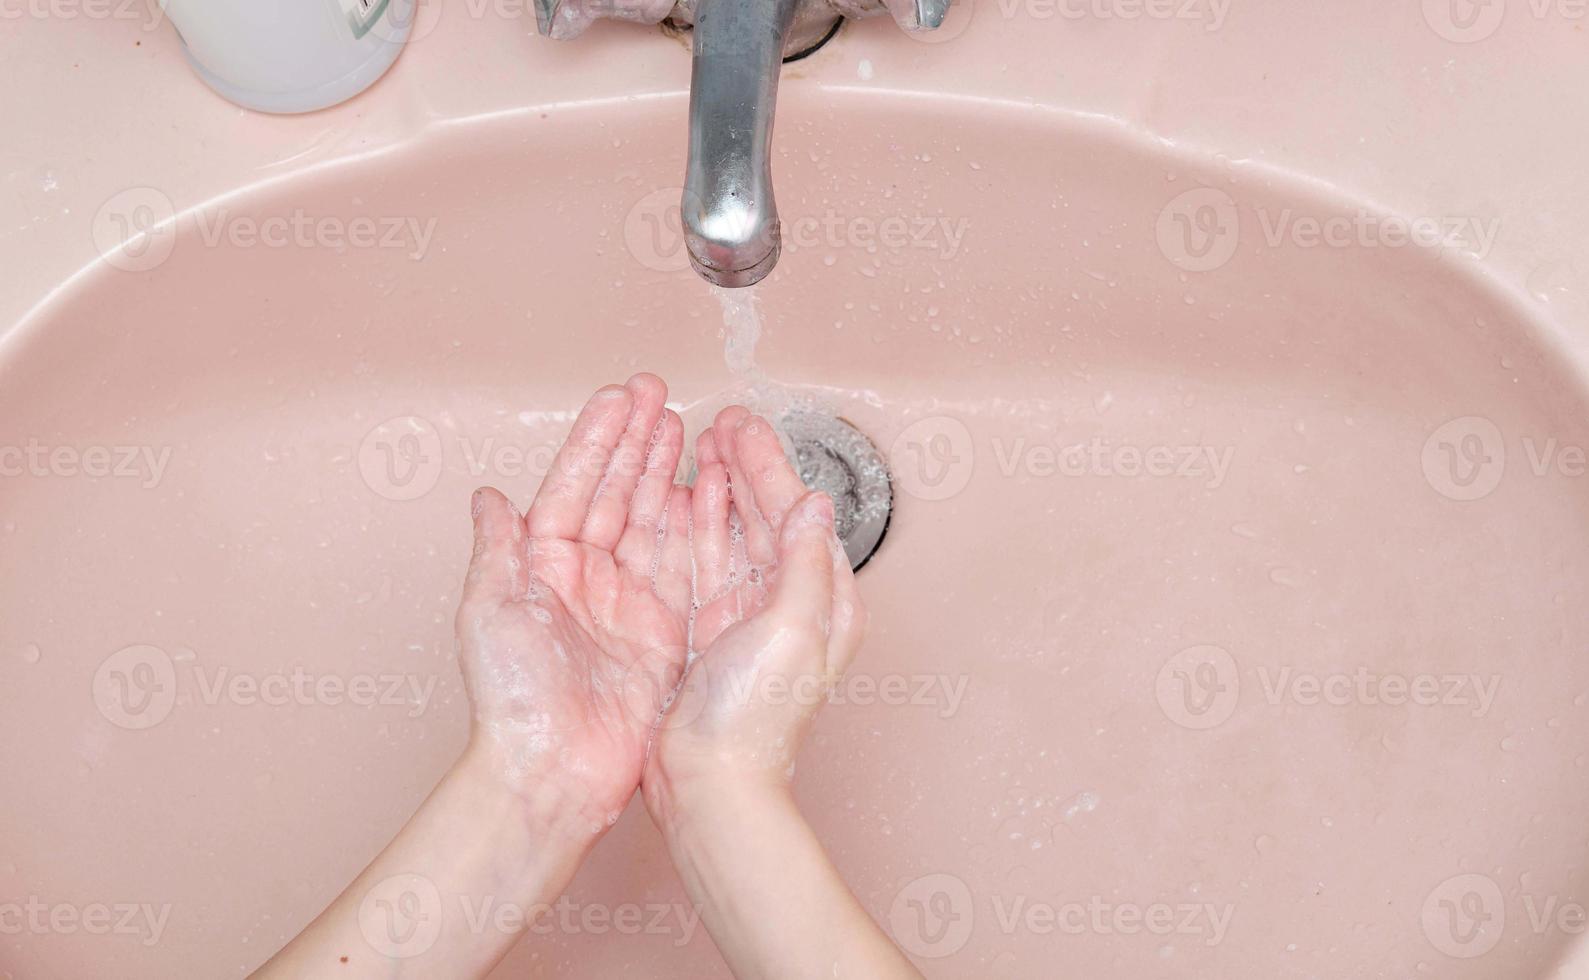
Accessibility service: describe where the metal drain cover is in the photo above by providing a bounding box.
[780,410,892,571]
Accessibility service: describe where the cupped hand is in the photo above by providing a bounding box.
[454,374,696,828]
[643,407,868,810]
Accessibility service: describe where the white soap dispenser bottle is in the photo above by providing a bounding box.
[160,0,418,114]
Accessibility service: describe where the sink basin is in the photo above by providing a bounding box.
[2,88,1587,979]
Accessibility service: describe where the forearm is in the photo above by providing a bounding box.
[651,778,922,980]
[254,743,601,979]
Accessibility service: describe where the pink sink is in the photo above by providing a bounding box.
[3,9,1589,980]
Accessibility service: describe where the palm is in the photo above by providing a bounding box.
[642,404,866,792]
[520,536,689,746]
[455,376,692,819]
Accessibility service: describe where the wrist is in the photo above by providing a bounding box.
[644,763,795,844]
[453,737,613,849]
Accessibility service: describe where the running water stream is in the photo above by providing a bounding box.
[706,286,893,569]
[712,285,795,424]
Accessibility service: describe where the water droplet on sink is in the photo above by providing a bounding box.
[1269,567,1301,587]
[1061,791,1099,822]
[18,644,40,664]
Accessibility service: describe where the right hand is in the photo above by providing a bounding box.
[643,407,868,815]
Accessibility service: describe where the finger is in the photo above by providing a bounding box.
[459,487,529,614]
[712,404,751,444]
[691,462,734,601]
[826,550,868,676]
[615,409,685,571]
[769,491,837,635]
[654,485,694,618]
[582,373,669,551]
[527,384,633,540]
[695,426,723,470]
[711,406,777,565]
[733,414,808,539]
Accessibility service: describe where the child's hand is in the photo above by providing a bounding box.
[644,406,867,813]
[456,374,695,828]
[260,380,913,980]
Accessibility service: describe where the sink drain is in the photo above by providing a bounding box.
[780,410,892,571]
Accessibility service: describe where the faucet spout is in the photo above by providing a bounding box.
[682,0,803,288]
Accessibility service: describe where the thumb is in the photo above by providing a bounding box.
[462,487,528,608]
[769,491,837,632]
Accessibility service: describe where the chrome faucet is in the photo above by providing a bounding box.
[535,0,950,287]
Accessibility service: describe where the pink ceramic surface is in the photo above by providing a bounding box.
[4,4,1589,980]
